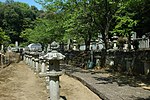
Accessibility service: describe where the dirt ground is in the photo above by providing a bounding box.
[0,61,101,100]
[60,74,100,100]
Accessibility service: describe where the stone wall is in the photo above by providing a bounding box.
[103,49,150,75]
[61,49,150,76]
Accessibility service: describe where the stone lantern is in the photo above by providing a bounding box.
[112,34,118,50]
[73,39,77,51]
[40,41,65,100]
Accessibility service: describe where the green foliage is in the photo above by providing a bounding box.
[0,1,37,44]
[0,27,10,44]
[21,16,64,45]
[34,0,146,50]
[112,15,137,36]
[131,0,150,35]
[111,0,138,36]
[0,0,149,50]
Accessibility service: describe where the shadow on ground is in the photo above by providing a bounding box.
[60,96,67,100]
[93,72,150,87]
[131,96,150,100]
[61,64,150,88]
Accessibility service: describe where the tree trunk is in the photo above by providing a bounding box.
[85,38,91,51]
[85,33,92,51]
[101,32,107,67]
[128,33,131,51]
[101,22,110,67]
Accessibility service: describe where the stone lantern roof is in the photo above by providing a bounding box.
[44,50,65,60]
[51,41,60,50]
[44,41,65,60]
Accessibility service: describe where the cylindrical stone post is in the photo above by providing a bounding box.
[38,60,42,72]
[28,56,31,66]
[1,53,4,68]
[35,58,39,72]
[27,55,29,65]
[25,55,28,64]
[147,39,150,48]
[24,55,27,64]
[23,54,26,62]
[32,57,35,70]
[39,56,47,75]
[41,60,46,73]
[49,76,60,100]
[4,55,7,65]
[29,56,31,66]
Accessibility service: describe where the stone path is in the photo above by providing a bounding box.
[61,64,150,100]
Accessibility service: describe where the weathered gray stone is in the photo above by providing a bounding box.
[40,41,65,100]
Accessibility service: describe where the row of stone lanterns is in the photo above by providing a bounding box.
[23,41,65,100]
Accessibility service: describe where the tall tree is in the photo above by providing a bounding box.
[0,1,37,44]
